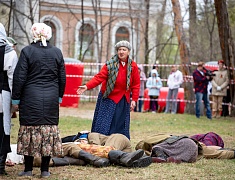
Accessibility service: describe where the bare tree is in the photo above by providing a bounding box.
[105,0,114,61]
[189,0,197,62]
[214,0,235,116]
[144,0,150,75]
[155,0,167,62]
[204,0,216,61]
[78,0,84,61]
[171,0,194,114]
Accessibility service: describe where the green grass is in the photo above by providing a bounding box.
[5,102,235,180]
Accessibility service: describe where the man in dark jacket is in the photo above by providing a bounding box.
[192,62,212,119]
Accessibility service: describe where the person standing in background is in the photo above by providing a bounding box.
[134,65,146,112]
[146,69,162,113]
[11,23,66,178]
[211,60,229,118]
[6,37,18,119]
[0,23,18,176]
[77,40,140,139]
[164,65,183,114]
[148,65,159,78]
[192,62,212,119]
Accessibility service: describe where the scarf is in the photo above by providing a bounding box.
[103,54,132,98]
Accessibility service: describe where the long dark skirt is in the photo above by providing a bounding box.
[92,92,130,139]
[0,113,11,155]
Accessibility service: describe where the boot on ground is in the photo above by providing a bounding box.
[131,155,152,168]
[52,156,86,166]
[78,150,109,167]
[0,154,7,176]
[108,149,144,167]
[212,111,217,118]
[151,147,168,161]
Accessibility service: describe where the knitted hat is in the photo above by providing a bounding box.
[7,37,17,46]
[115,40,131,51]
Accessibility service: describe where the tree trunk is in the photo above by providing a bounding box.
[155,0,167,62]
[189,0,197,62]
[79,0,84,61]
[214,0,235,116]
[106,0,114,61]
[144,0,150,75]
[171,0,195,114]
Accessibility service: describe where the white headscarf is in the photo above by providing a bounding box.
[0,23,7,44]
[31,23,52,46]
[0,23,13,53]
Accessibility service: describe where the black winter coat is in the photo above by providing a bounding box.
[12,42,66,126]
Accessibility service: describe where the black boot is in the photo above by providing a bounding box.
[52,156,86,166]
[151,147,168,161]
[108,149,144,167]
[0,154,7,176]
[132,155,152,168]
[78,150,109,167]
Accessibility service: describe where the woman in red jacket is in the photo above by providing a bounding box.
[77,40,140,139]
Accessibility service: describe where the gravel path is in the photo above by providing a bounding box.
[59,107,94,119]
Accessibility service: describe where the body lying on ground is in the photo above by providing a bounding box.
[33,132,152,168]
[135,133,235,163]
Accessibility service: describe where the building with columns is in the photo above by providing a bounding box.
[1,0,163,63]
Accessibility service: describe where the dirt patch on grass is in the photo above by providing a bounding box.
[59,107,94,119]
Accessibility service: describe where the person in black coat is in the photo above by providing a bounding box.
[11,23,66,178]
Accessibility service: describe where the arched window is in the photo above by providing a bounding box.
[44,21,56,46]
[79,24,94,57]
[115,27,129,44]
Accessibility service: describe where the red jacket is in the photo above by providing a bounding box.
[86,61,140,104]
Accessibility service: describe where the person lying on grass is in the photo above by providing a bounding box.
[135,133,235,163]
[33,131,152,168]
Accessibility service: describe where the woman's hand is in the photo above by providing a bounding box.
[77,85,87,95]
[11,104,19,112]
[130,100,136,111]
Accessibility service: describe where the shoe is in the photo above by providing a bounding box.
[41,171,50,178]
[0,169,7,176]
[152,111,156,113]
[212,111,217,118]
[18,171,33,177]
[79,150,110,167]
[151,147,168,160]
[167,157,181,164]
[171,112,176,114]
[152,157,167,163]
[132,156,152,168]
[108,149,144,167]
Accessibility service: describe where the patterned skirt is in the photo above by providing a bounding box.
[17,125,63,157]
